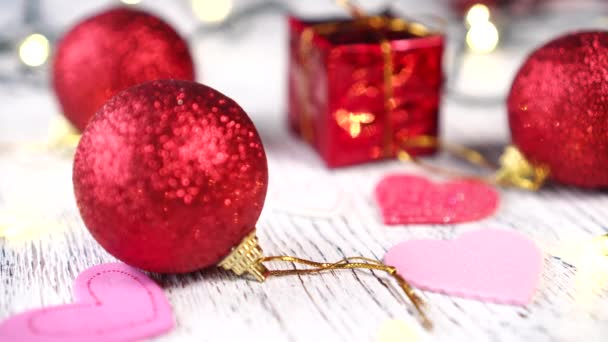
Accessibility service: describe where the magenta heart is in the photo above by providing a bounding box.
[385,229,543,305]
[0,263,174,342]
[375,174,499,224]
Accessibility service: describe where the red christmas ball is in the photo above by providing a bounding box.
[508,31,608,188]
[53,7,195,131]
[73,80,268,273]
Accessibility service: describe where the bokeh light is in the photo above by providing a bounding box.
[0,211,66,243]
[594,234,608,256]
[466,4,491,27]
[550,234,608,306]
[18,33,50,67]
[376,319,418,342]
[192,0,233,23]
[47,116,81,149]
[121,0,142,5]
[466,20,499,53]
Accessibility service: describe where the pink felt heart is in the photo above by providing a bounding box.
[375,174,499,224]
[384,229,543,305]
[0,263,174,342]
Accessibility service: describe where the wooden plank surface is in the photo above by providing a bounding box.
[1,91,607,341]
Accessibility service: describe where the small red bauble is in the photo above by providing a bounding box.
[53,7,195,131]
[73,80,268,273]
[508,31,608,188]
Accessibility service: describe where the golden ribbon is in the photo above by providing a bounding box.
[398,135,550,191]
[219,230,433,330]
[261,255,432,330]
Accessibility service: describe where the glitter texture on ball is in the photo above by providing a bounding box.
[73,80,268,273]
[508,31,608,188]
[53,7,195,131]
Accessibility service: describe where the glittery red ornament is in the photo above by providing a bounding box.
[53,7,195,131]
[73,80,268,273]
[508,31,608,188]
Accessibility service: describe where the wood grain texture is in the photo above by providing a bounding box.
[1,13,608,341]
[1,101,607,342]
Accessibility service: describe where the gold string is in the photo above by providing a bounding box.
[259,255,432,330]
[397,135,550,190]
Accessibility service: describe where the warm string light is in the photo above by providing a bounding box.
[464,4,499,53]
[191,0,233,23]
[466,21,499,53]
[465,3,490,27]
[18,33,50,67]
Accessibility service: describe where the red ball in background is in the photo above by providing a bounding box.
[508,31,608,188]
[53,7,195,131]
[73,80,268,273]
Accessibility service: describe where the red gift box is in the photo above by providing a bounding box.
[287,14,445,167]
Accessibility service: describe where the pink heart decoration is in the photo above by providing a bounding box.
[375,174,499,224]
[384,229,543,305]
[0,263,174,342]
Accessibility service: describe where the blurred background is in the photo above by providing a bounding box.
[0,0,607,142]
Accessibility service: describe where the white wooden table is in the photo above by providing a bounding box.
[2,2,608,341]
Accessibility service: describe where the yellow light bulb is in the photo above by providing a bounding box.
[466,4,491,27]
[192,0,233,23]
[18,33,50,67]
[466,20,499,53]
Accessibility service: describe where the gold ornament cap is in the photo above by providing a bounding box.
[218,230,268,281]
[495,146,549,190]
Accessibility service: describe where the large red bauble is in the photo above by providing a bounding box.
[508,31,608,188]
[73,80,268,273]
[53,7,195,131]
